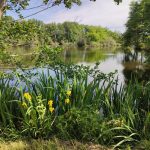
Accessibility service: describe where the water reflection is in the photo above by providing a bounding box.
[122,50,150,83]
[62,47,109,63]
[1,46,150,84]
[7,45,37,55]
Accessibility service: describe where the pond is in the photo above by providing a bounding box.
[1,46,150,84]
[62,47,150,84]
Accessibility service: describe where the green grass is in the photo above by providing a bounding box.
[135,140,150,150]
[0,64,150,149]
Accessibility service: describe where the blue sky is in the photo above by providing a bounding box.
[7,0,133,33]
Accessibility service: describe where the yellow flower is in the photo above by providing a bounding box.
[65,98,70,104]
[24,93,32,101]
[49,107,54,113]
[66,90,71,96]
[48,100,53,107]
[22,102,27,108]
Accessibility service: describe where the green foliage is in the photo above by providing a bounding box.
[0,50,12,63]
[56,107,103,141]
[0,17,120,48]
[56,107,138,148]
[0,78,19,128]
[0,64,150,148]
[124,0,150,50]
[18,94,54,138]
[136,140,150,150]
[0,16,50,46]
[36,46,63,65]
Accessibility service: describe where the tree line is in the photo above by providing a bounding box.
[0,16,120,48]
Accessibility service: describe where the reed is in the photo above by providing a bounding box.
[0,64,150,148]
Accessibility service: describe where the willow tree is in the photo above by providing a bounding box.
[0,0,122,19]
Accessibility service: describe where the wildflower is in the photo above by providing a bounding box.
[24,93,32,101]
[66,90,71,96]
[65,98,70,104]
[109,119,124,127]
[49,107,55,113]
[22,102,27,108]
[48,100,53,107]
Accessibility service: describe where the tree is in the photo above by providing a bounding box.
[124,0,150,50]
[0,16,120,47]
[0,0,122,19]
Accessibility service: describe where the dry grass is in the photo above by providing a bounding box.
[0,141,27,150]
[0,138,111,150]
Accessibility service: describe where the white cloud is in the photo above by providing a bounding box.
[7,0,134,32]
[43,0,133,32]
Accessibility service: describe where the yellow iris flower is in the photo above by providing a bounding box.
[65,98,70,104]
[48,100,53,107]
[24,93,32,101]
[49,107,55,113]
[66,90,71,96]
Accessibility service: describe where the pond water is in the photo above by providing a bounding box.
[1,46,150,83]
[62,47,150,84]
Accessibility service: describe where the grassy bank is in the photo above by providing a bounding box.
[1,139,150,150]
[0,64,150,149]
[0,138,110,150]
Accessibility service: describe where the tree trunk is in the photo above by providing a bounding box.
[0,0,5,19]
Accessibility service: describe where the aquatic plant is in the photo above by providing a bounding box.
[0,64,150,148]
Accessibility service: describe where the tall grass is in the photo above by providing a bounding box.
[0,77,19,128]
[0,64,150,148]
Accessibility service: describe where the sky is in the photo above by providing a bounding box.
[7,0,134,33]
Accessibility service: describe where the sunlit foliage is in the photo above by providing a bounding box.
[0,16,120,48]
[124,0,150,50]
